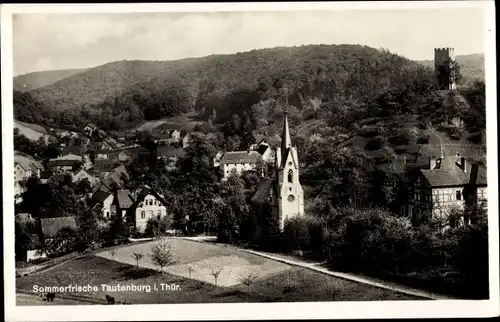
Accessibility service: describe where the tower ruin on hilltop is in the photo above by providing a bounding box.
[434,47,457,90]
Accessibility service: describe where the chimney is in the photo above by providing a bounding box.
[469,164,479,184]
[460,157,467,173]
[429,156,437,170]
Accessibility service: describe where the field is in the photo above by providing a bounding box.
[14,120,53,142]
[128,112,203,134]
[16,239,423,305]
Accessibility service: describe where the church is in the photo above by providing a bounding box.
[251,114,305,231]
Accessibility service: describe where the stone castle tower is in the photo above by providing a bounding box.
[434,47,457,90]
[274,114,305,230]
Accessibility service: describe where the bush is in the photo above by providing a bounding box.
[144,215,172,238]
[388,128,417,146]
[365,135,387,151]
[417,134,430,144]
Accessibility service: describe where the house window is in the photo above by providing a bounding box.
[141,211,145,219]
[288,170,293,183]
[456,191,462,200]
[150,211,154,217]
[149,199,153,206]
[106,211,110,218]
[157,210,162,217]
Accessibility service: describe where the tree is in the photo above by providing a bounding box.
[44,227,77,257]
[144,215,171,238]
[131,252,144,269]
[15,220,34,261]
[238,270,259,294]
[211,266,223,286]
[188,264,195,279]
[109,248,117,260]
[150,237,174,274]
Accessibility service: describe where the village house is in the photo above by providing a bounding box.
[92,165,129,194]
[219,150,263,179]
[14,154,44,201]
[127,188,170,233]
[111,189,135,218]
[84,124,98,137]
[170,129,182,143]
[48,153,83,172]
[403,150,487,230]
[95,149,110,160]
[47,159,79,172]
[92,190,114,218]
[93,159,122,179]
[109,149,132,163]
[182,133,191,148]
[216,140,273,179]
[156,146,186,162]
[37,216,77,256]
[72,169,97,186]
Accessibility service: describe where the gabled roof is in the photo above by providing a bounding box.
[92,190,112,203]
[16,213,35,223]
[220,151,262,164]
[40,216,77,239]
[14,154,42,171]
[50,153,83,161]
[251,177,275,204]
[129,188,169,212]
[257,144,270,156]
[420,157,487,187]
[115,189,134,209]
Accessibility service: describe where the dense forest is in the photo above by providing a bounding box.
[14,44,440,131]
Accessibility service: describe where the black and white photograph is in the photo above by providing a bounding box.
[2,1,498,321]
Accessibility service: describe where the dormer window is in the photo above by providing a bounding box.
[288,169,293,183]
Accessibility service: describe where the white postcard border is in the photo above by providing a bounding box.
[2,1,498,321]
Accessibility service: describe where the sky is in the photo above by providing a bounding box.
[12,7,486,76]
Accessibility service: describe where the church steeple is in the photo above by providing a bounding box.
[281,113,292,160]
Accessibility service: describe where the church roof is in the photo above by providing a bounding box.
[251,177,275,204]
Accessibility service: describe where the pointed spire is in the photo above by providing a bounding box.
[281,112,292,154]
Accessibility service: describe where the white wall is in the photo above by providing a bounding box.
[134,194,167,232]
[27,249,47,262]
[102,194,114,218]
[221,163,257,178]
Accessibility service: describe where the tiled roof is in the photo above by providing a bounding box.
[420,156,487,187]
[92,190,112,203]
[257,144,270,156]
[156,146,186,158]
[15,213,34,223]
[14,154,35,171]
[251,177,275,204]
[40,216,77,239]
[48,159,80,167]
[220,151,262,164]
[92,165,129,193]
[50,153,83,161]
[116,189,134,208]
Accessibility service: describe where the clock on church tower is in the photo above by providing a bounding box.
[287,194,295,202]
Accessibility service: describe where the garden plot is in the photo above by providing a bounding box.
[96,238,291,287]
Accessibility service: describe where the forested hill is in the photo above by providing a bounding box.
[14,68,88,92]
[14,44,436,131]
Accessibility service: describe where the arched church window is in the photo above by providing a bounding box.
[288,169,293,183]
